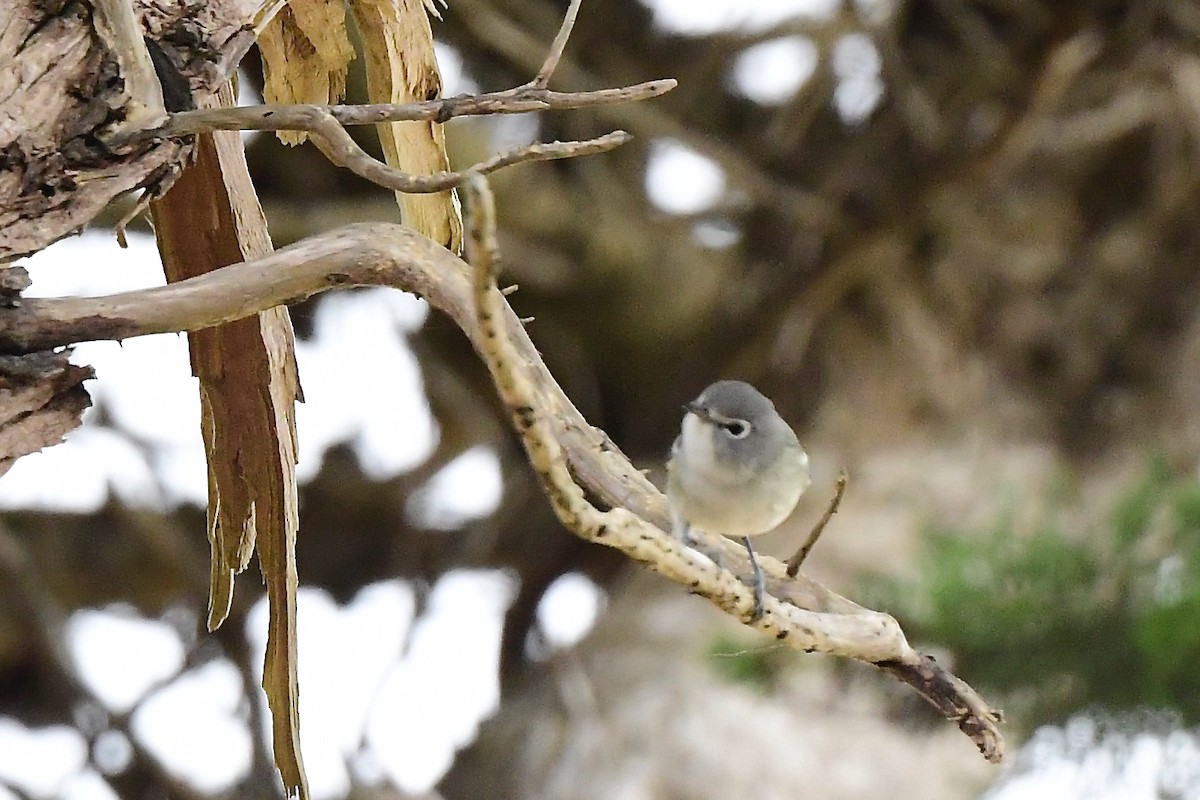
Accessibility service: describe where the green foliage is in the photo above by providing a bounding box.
[865,461,1200,726]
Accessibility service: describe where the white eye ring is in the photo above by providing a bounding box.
[722,420,750,439]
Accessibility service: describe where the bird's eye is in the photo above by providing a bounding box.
[723,420,750,438]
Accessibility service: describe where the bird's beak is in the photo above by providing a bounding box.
[683,401,709,421]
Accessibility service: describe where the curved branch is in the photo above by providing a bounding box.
[308,122,631,194]
[0,223,1004,761]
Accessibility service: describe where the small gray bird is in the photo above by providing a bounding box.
[667,380,811,621]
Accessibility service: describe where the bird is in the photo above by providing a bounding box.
[666,380,811,621]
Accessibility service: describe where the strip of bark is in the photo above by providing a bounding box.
[149,82,308,800]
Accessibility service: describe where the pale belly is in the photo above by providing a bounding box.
[667,451,810,537]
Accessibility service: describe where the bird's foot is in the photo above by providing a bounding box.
[743,536,766,623]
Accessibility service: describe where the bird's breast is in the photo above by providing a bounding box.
[668,432,810,537]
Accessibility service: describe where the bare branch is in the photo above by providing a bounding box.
[307,116,631,194]
[464,174,501,270]
[464,176,843,628]
[529,0,583,88]
[0,223,1005,762]
[158,80,675,137]
[114,192,156,248]
[877,654,1006,752]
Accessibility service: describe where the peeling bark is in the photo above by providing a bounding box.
[0,0,273,259]
[0,336,92,475]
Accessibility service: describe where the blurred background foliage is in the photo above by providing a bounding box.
[866,458,1200,729]
[6,0,1200,798]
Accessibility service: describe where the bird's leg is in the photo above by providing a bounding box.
[741,537,766,622]
[676,521,765,619]
[672,514,731,571]
[672,511,697,549]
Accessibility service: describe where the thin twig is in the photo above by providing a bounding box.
[786,470,848,577]
[166,95,639,198]
[114,192,155,248]
[307,114,630,194]
[530,0,583,88]
[158,81,676,138]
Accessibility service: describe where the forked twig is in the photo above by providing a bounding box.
[305,112,630,194]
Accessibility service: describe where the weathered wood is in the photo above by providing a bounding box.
[150,82,306,799]
[0,0,277,259]
[0,344,92,476]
